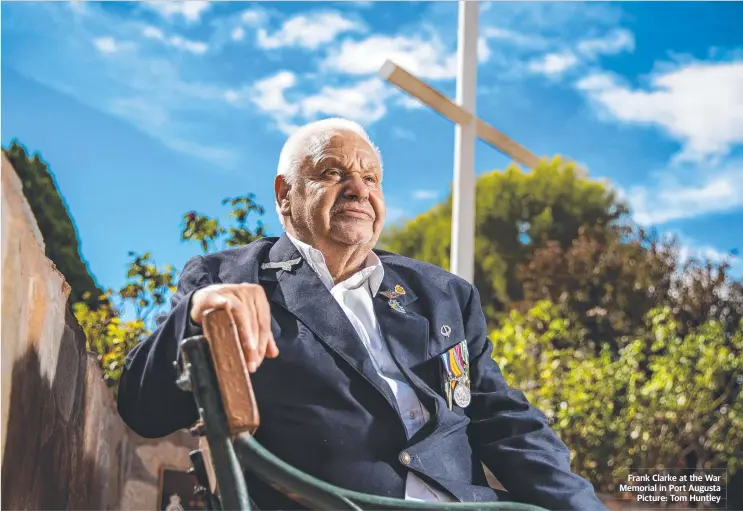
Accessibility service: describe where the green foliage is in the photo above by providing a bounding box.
[121,251,178,320]
[73,294,148,387]
[381,157,626,322]
[76,196,266,387]
[181,194,267,253]
[519,225,743,350]
[491,301,743,492]
[73,251,177,386]
[3,140,104,306]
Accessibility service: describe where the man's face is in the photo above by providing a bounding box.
[277,130,385,250]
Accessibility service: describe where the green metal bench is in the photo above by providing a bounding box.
[179,309,548,511]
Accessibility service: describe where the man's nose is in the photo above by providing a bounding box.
[341,173,370,201]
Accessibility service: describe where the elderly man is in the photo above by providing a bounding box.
[117,118,608,511]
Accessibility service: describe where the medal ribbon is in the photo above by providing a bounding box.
[440,341,470,408]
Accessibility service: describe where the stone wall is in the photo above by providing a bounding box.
[1,154,197,510]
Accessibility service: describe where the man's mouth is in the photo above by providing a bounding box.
[335,208,373,220]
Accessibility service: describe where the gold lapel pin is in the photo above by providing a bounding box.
[380,284,406,300]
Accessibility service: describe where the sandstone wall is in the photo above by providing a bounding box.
[1,154,197,510]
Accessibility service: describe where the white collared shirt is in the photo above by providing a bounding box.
[286,232,454,503]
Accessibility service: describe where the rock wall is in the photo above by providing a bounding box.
[1,154,197,510]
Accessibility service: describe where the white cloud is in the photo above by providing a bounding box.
[396,94,424,110]
[678,240,738,265]
[577,29,634,58]
[477,37,491,64]
[142,25,208,54]
[257,11,363,50]
[246,71,392,134]
[625,163,743,226]
[520,29,634,80]
[144,1,211,23]
[528,52,579,77]
[143,25,165,40]
[170,35,208,54]
[480,26,547,50]
[323,33,456,80]
[240,9,265,27]
[412,189,438,200]
[93,37,119,54]
[577,60,743,163]
[68,1,87,14]
[300,79,391,125]
[231,27,245,42]
[392,127,416,141]
[248,71,300,133]
[7,2,242,168]
[481,2,623,36]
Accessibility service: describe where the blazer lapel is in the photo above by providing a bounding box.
[373,265,445,419]
[372,265,429,371]
[261,235,400,413]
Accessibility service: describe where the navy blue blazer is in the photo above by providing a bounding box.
[117,234,608,511]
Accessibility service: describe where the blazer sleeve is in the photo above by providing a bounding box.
[463,284,608,511]
[117,255,213,438]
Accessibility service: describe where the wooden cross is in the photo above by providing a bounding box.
[379,60,540,168]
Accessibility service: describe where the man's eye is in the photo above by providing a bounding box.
[326,169,342,177]
[365,176,377,184]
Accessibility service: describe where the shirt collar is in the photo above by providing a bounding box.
[285,231,384,295]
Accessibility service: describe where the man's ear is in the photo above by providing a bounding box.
[274,175,292,217]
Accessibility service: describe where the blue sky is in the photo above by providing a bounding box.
[3,1,743,298]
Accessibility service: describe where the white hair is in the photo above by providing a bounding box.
[275,117,383,227]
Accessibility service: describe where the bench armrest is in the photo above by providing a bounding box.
[202,308,260,436]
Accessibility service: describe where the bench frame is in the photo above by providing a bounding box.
[179,309,547,511]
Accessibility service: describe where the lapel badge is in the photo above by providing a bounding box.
[389,299,406,314]
[261,257,302,272]
[380,284,406,300]
[440,325,451,337]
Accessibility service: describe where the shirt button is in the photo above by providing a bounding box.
[399,451,411,466]
[408,411,416,419]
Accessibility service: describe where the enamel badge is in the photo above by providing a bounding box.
[389,299,406,314]
[440,340,471,409]
[380,284,406,300]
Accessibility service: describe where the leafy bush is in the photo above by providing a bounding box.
[491,301,743,492]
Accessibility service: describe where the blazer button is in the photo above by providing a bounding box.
[399,451,411,466]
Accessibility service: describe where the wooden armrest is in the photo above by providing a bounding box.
[202,308,260,436]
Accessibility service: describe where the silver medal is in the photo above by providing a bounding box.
[453,382,471,408]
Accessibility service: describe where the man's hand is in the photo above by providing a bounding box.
[190,283,279,373]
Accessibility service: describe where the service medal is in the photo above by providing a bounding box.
[439,340,471,409]
[453,382,471,408]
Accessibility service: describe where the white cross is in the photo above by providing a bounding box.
[379,1,540,284]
